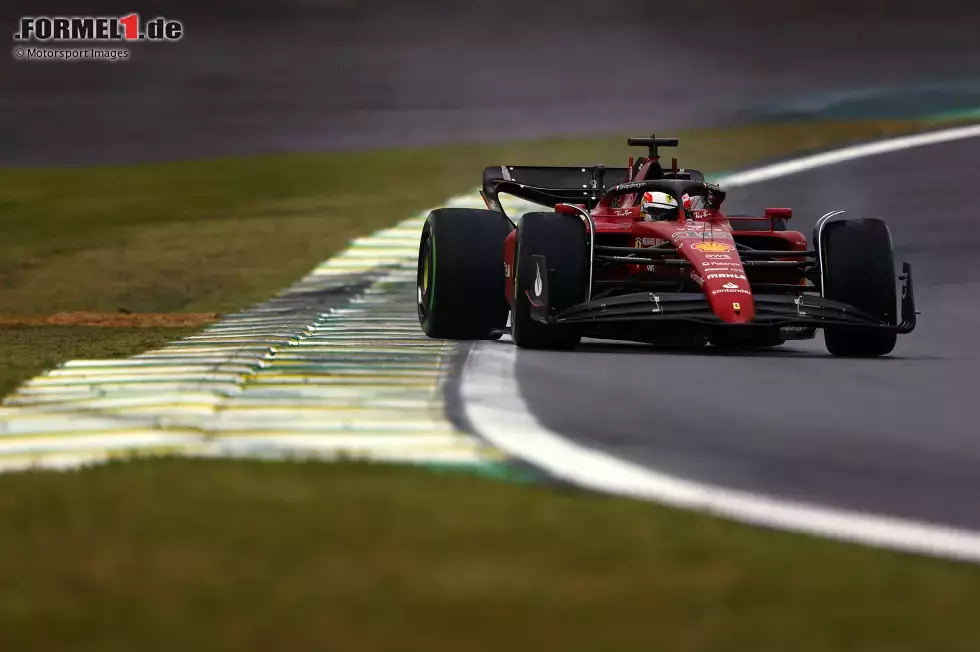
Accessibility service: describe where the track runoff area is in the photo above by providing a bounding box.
[2,124,979,561]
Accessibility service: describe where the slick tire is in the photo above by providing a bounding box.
[512,211,587,350]
[821,218,898,356]
[417,208,512,339]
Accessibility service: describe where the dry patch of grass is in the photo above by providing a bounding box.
[0,326,198,396]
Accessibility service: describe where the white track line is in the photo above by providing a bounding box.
[461,123,980,562]
[721,123,980,187]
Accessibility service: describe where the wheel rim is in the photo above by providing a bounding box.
[417,231,433,320]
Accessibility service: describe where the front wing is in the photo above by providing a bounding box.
[528,259,917,333]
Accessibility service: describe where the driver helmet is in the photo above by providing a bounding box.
[641,191,678,221]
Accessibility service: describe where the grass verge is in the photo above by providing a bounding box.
[0,326,198,397]
[2,458,979,652]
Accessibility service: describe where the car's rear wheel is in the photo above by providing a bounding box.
[820,218,898,356]
[512,211,587,350]
[417,208,512,339]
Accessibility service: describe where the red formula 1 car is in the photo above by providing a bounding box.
[417,135,917,356]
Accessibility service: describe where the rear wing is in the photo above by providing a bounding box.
[481,165,629,215]
[482,136,696,216]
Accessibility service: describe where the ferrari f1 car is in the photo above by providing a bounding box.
[416,135,917,356]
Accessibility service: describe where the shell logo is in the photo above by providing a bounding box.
[692,242,734,253]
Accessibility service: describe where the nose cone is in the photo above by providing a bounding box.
[704,279,754,323]
[684,241,755,323]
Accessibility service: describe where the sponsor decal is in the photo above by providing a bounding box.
[703,266,738,272]
[691,272,704,286]
[615,181,649,192]
[533,262,543,297]
[733,302,741,311]
[706,273,747,280]
[634,237,667,247]
[504,263,511,278]
[711,282,751,296]
[614,208,632,217]
[705,254,732,260]
[671,230,732,240]
[692,242,734,253]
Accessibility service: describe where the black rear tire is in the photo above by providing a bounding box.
[417,208,512,339]
[512,212,587,350]
[821,218,898,356]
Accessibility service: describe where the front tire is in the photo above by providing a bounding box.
[512,211,587,350]
[821,218,898,356]
[417,208,512,339]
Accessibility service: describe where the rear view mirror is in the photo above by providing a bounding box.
[554,203,584,215]
[765,207,792,220]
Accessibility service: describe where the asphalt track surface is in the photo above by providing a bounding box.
[508,134,980,532]
[4,0,980,165]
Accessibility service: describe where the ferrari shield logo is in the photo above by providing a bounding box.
[692,242,734,253]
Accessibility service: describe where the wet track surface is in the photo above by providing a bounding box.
[514,135,980,530]
[3,0,980,164]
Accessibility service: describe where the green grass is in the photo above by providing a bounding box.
[0,326,197,396]
[2,458,979,652]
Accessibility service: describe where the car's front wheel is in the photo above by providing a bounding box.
[511,211,587,350]
[820,218,898,356]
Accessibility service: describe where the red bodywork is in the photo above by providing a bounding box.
[502,162,808,323]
